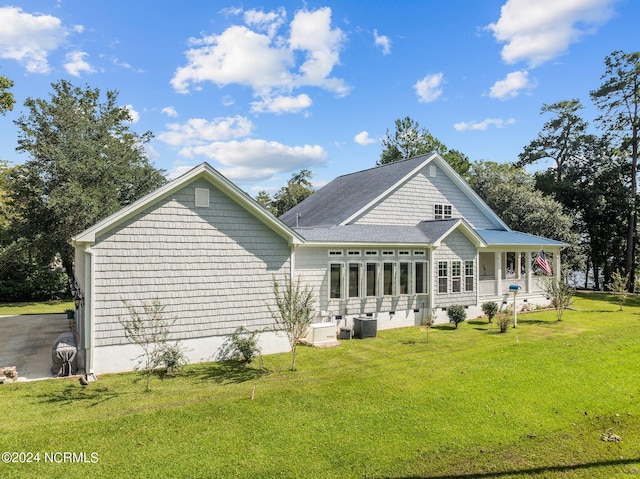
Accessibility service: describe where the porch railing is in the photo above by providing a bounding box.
[478,277,547,296]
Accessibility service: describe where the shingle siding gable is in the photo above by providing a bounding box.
[351,165,498,229]
[91,178,290,347]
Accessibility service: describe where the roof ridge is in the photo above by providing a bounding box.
[333,153,435,180]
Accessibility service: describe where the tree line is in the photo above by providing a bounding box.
[0,50,638,300]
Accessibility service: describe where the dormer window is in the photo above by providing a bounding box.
[434,204,452,220]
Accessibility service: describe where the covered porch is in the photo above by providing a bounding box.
[478,249,561,297]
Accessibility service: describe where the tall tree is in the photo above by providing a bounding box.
[9,80,166,284]
[270,169,314,217]
[469,161,579,271]
[379,116,471,178]
[590,50,640,288]
[517,99,590,182]
[0,73,14,114]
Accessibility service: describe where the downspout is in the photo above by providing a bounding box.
[84,247,95,377]
[290,244,296,281]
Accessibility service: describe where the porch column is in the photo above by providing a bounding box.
[525,252,532,293]
[495,252,502,296]
[554,250,561,280]
[516,251,522,279]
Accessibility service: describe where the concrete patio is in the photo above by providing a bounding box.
[0,314,72,381]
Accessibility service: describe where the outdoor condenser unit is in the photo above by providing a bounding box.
[353,317,377,339]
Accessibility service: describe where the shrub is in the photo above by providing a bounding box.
[447,305,466,329]
[481,301,499,323]
[219,326,261,364]
[496,312,510,333]
[161,342,188,376]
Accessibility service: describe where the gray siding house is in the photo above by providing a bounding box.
[72,153,564,375]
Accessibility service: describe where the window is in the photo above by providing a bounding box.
[399,262,411,295]
[328,250,343,257]
[382,250,394,257]
[434,204,452,220]
[452,261,461,293]
[347,250,361,257]
[398,250,410,256]
[365,250,378,257]
[366,263,378,297]
[465,261,474,292]
[415,261,428,294]
[438,261,448,293]
[330,263,343,299]
[383,262,395,296]
[348,263,360,298]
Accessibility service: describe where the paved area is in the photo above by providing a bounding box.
[0,314,72,381]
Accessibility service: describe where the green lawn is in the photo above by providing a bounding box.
[1,293,640,478]
[0,300,74,316]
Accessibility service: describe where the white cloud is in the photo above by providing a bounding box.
[373,29,391,55]
[244,7,286,37]
[161,106,178,117]
[157,116,254,147]
[487,0,616,67]
[0,6,67,73]
[64,51,96,77]
[414,73,444,103]
[354,131,377,145]
[73,25,85,34]
[179,139,328,182]
[124,104,140,123]
[171,7,349,109]
[251,94,312,114]
[453,118,516,131]
[489,70,537,99]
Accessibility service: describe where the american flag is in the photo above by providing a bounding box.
[536,250,552,275]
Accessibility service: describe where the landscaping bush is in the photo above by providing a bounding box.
[447,305,466,329]
[161,342,188,376]
[481,301,499,323]
[496,312,511,333]
[219,326,261,364]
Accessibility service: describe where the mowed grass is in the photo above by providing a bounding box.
[1,293,640,478]
[0,300,74,316]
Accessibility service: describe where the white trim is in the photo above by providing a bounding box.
[72,163,304,246]
[339,152,439,226]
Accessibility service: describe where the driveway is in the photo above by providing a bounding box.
[0,314,72,381]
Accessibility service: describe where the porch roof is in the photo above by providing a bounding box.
[476,229,566,247]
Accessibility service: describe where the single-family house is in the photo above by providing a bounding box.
[72,153,564,375]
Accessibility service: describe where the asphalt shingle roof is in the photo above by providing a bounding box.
[294,219,461,244]
[280,154,433,227]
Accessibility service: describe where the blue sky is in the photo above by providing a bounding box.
[0,0,637,195]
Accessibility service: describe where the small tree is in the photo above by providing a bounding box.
[542,277,575,321]
[607,270,628,311]
[481,301,499,323]
[269,276,315,371]
[119,298,183,391]
[447,305,467,329]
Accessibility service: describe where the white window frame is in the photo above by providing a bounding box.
[365,262,379,297]
[452,261,462,293]
[398,261,412,295]
[465,260,474,292]
[347,262,362,299]
[329,263,344,299]
[438,261,448,294]
[414,261,428,295]
[383,262,396,296]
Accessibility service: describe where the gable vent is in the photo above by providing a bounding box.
[429,165,437,177]
[195,188,210,207]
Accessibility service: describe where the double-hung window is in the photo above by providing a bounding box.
[434,204,452,220]
[451,261,461,293]
[438,261,448,293]
[465,261,474,292]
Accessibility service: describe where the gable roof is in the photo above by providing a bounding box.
[279,153,509,230]
[72,162,304,246]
